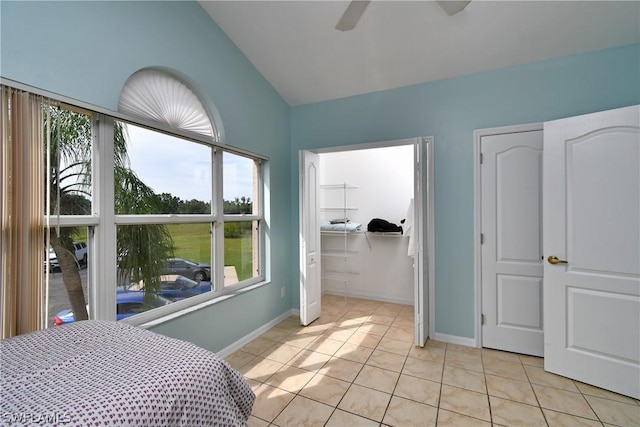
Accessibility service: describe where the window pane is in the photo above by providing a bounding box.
[223,152,257,215]
[48,227,91,327]
[116,122,212,215]
[117,223,212,307]
[224,221,258,286]
[46,107,92,216]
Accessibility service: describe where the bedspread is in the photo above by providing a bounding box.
[0,321,254,426]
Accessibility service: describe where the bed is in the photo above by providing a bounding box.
[0,321,254,426]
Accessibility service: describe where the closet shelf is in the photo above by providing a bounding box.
[323,271,359,281]
[320,184,358,190]
[321,250,358,258]
[321,207,358,211]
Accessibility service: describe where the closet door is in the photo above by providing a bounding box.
[299,151,321,325]
[413,137,433,346]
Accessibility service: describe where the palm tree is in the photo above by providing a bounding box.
[47,107,174,321]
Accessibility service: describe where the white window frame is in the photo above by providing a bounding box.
[6,78,270,328]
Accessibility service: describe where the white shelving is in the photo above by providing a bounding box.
[320,184,358,291]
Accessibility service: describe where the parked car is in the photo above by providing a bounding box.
[45,241,88,271]
[127,274,211,301]
[162,258,211,281]
[53,290,173,325]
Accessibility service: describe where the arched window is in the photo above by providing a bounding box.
[118,68,218,140]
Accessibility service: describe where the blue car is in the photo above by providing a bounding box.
[127,274,212,301]
[53,290,173,325]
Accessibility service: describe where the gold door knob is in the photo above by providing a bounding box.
[547,255,568,265]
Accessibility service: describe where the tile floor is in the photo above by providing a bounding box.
[225,295,640,426]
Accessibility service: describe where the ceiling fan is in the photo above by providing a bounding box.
[335,0,471,31]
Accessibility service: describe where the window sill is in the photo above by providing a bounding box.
[123,279,271,329]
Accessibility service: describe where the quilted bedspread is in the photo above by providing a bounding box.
[0,321,255,426]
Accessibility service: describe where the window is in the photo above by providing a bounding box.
[2,74,267,332]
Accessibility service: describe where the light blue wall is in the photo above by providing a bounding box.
[1,1,292,352]
[291,44,640,339]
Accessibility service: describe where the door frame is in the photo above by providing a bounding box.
[473,123,542,348]
[299,137,435,340]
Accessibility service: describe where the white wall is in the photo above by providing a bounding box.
[319,145,415,304]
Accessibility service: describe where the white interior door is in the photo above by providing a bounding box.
[481,130,544,356]
[543,105,640,398]
[299,150,322,325]
[414,137,433,346]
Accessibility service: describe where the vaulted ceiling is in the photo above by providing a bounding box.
[201,1,640,106]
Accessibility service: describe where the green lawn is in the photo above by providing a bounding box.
[71,223,254,281]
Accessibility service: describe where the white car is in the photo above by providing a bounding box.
[45,241,88,270]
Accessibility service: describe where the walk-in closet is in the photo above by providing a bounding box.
[319,144,415,305]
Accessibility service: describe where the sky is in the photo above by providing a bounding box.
[125,124,254,202]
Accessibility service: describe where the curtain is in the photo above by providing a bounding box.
[1,85,45,338]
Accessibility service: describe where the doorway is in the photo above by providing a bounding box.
[300,137,434,346]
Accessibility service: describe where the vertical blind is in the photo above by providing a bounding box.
[1,85,45,338]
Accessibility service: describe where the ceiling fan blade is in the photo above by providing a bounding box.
[335,0,371,32]
[437,1,471,16]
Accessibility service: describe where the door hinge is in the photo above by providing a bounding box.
[480,233,485,244]
[480,153,484,164]
[481,314,485,325]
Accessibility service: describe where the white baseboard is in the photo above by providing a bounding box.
[217,309,298,358]
[432,332,478,348]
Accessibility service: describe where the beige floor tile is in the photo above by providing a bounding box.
[489,396,547,427]
[276,316,301,329]
[436,409,491,427]
[325,409,379,427]
[336,316,368,329]
[285,349,331,372]
[247,415,270,427]
[368,313,396,325]
[383,395,438,426]
[483,359,528,382]
[318,356,364,382]
[385,325,414,343]
[426,338,447,349]
[334,341,374,363]
[283,333,318,349]
[265,365,315,393]
[482,348,522,363]
[367,349,407,372]
[447,343,481,355]
[240,357,285,382]
[246,378,262,392]
[394,374,441,407]
[584,395,640,426]
[241,337,279,356]
[575,381,640,405]
[524,364,579,392]
[377,336,413,356]
[272,395,333,427]
[299,373,351,407]
[323,326,358,342]
[225,350,256,370]
[519,354,544,367]
[358,322,390,336]
[392,317,414,329]
[485,374,538,406]
[251,384,295,422]
[347,331,383,348]
[374,306,402,317]
[409,345,446,364]
[338,384,392,422]
[403,356,444,382]
[543,409,604,427]
[533,384,597,420]
[261,343,303,364]
[439,384,491,422]
[259,327,292,342]
[442,365,486,393]
[445,350,483,372]
[354,364,400,394]
[305,336,344,356]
